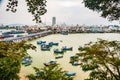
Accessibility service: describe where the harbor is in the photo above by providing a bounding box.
[0,0,120,80]
[20,33,120,80]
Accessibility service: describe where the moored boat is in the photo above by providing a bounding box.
[62,46,73,51]
[21,57,32,66]
[41,47,50,51]
[54,49,64,53]
[37,41,46,44]
[41,43,51,51]
[73,60,82,66]
[43,60,57,66]
[48,42,59,46]
[55,55,63,59]
[66,72,76,76]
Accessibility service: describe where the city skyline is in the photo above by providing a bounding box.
[0,0,119,26]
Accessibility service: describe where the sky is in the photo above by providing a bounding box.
[0,0,119,26]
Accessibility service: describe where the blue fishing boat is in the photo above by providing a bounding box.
[41,47,50,51]
[41,44,50,51]
[48,42,59,46]
[21,57,32,66]
[37,41,46,44]
[54,49,64,53]
[73,60,82,66]
[43,60,57,66]
[62,46,73,51]
[66,72,76,76]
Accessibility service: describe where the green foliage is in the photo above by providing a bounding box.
[6,0,47,23]
[83,0,120,21]
[77,39,120,80]
[6,0,18,12]
[0,57,20,80]
[69,56,79,64]
[27,64,73,80]
[0,41,36,80]
[26,0,47,23]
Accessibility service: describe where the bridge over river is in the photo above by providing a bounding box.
[0,31,52,42]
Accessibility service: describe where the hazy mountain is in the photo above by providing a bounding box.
[6,24,26,27]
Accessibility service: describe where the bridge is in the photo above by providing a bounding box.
[1,31,52,42]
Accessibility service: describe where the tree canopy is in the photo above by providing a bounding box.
[0,41,36,80]
[6,0,47,23]
[83,0,120,21]
[77,39,120,80]
[27,64,73,80]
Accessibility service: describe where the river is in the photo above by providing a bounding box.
[20,33,120,80]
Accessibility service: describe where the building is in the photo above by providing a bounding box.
[52,17,56,26]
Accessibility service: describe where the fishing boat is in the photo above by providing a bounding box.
[73,60,82,66]
[21,57,32,66]
[48,42,59,46]
[55,55,63,59]
[37,41,46,44]
[43,60,57,66]
[66,72,76,76]
[41,44,50,51]
[41,47,50,51]
[54,49,64,53]
[62,46,73,51]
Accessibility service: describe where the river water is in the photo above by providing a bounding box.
[20,33,120,80]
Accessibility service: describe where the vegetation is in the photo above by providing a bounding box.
[27,64,73,80]
[83,0,120,21]
[0,41,36,80]
[77,39,120,80]
[6,0,47,23]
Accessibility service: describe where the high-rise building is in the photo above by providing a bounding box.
[52,17,56,26]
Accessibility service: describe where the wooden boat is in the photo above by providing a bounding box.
[41,44,50,51]
[41,47,50,51]
[21,57,32,66]
[62,46,73,51]
[73,60,82,66]
[37,41,46,44]
[54,49,64,53]
[55,55,63,59]
[43,60,57,66]
[66,72,76,76]
[48,42,59,46]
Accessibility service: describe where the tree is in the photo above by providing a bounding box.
[77,39,120,80]
[0,41,36,80]
[27,64,73,80]
[83,0,120,21]
[6,0,47,23]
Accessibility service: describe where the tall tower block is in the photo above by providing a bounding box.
[52,17,56,26]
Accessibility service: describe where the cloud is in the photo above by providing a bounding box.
[0,0,119,25]
[58,0,82,7]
